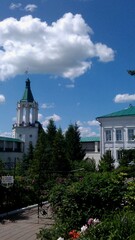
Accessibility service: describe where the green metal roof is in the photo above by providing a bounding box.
[81,137,100,142]
[97,105,135,119]
[21,78,34,102]
[0,136,23,143]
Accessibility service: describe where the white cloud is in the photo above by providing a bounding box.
[42,114,61,127]
[41,103,55,109]
[0,131,12,137]
[46,114,61,121]
[0,13,115,81]
[0,94,5,103]
[77,119,100,137]
[79,126,99,137]
[114,94,135,103]
[9,3,22,10]
[38,113,43,121]
[24,4,37,12]
[87,120,99,126]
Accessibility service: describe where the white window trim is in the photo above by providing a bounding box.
[115,129,123,142]
[105,129,112,142]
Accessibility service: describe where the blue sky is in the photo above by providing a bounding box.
[0,0,135,137]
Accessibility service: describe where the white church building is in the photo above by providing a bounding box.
[0,78,39,165]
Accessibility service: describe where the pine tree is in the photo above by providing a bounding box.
[65,123,85,163]
[30,130,47,178]
[52,128,70,173]
[45,119,57,171]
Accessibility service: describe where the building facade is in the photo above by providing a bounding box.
[81,137,100,165]
[97,105,135,166]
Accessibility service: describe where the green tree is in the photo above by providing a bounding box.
[98,151,115,172]
[52,128,70,173]
[30,130,47,178]
[118,149,135,167]
[65,123,85,163]
[45,119,57,171]
[19,142,34,176]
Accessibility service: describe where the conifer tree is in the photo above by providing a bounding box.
[65,123,85,163]
[45,119,57,171]
[52,128,70,173]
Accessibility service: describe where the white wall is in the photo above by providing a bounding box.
[99,115,135,164]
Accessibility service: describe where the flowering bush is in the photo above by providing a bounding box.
[57,217,100,240]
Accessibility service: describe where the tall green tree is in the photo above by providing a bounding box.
[45,119,57,171]
[65,123,85,163]
[30,129,47,178]
[52,128,70,173]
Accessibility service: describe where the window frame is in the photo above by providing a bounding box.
[116,129,123,142]
[128,128,135,141]
[105,129,112,142]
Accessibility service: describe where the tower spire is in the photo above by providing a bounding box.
[22,78,34,102]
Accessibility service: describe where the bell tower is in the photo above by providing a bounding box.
[12,78,39,153]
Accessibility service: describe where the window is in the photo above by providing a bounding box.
[105,130,112,142]
[128,129,134,141]
[116,129,122,141]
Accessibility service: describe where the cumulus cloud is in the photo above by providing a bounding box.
[41,103,55,109]
[0,94,5,103]
[79,126,99,137]
[77,119,100,137]
[42,114,61,128]
[24,4,37,12]
[114,94,135,103]
[0,13,115,81]
[87,120,99,126]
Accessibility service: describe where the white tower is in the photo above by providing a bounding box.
[12,78,39,153]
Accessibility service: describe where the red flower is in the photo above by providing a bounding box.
[69,230,80,239]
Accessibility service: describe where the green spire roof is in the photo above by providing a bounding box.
[97,105,135,119]
[22,78,34,102]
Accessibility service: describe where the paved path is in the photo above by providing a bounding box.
[0,206,54,240]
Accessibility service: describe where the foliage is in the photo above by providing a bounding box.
[118,149,135,167]
[124,180,135,210]
[70,158,97,173]
[79,210,135,240]
[43,171,127,239]
[98,151,115,172]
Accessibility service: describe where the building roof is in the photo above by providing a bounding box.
[81,136,100,142]
[0,136,23,143]
[97,105,135,120]
[21,78,34,102]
